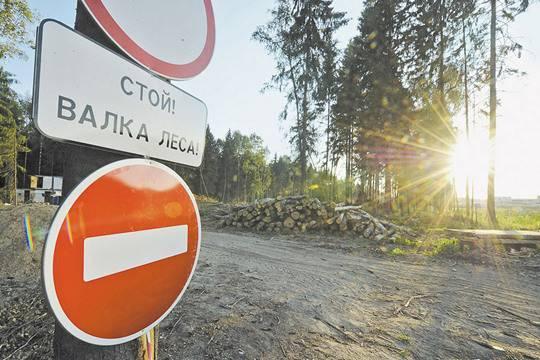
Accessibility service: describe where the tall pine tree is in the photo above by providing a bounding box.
[254,0,346,193]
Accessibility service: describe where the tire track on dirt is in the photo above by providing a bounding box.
[199,231,540,359]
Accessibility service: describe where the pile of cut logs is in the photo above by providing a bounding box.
[215,196,409,241]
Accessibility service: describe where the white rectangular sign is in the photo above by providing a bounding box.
[33,20,207,167]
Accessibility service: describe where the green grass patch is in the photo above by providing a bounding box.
[389,207,540,231]
[399,349,411,358]
[421,237,460,256]
[389,247,408,256]
[386,236,462,257]
[477,208,540,230]
[397,333,411,343]
[392,236,419,247]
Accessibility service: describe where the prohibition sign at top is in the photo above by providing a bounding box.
[81,0,216,80]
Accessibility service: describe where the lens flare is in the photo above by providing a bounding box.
[23,214,34,252]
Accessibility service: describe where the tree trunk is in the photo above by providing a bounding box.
[324,97,330,175]
[462,16,471,220]
[299,77,309,194]
[471,180,476,224]
[384,165,392,212]
[435,0,450,212]
[487,0,498,226]
[23,138,28,188]
[222,165,227,202]
[12,129,17,205]
[53,2,157,358]
[346,125,353,203]
[285,54,303,195]
[437,0,447,107]
[375,170,380,205]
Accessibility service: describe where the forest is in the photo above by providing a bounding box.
[0,0,534,228]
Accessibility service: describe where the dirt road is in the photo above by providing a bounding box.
[158,231,540,359]
[1,204,539,359]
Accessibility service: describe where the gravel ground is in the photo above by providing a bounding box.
[0,204,539,359]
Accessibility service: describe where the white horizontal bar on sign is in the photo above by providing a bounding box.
[83,225,188,282]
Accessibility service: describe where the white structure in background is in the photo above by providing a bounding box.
[17,175,63,204]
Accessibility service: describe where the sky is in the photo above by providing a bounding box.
[452,3,540,199]
[2,1,539,199]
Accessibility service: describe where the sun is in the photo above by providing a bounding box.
[450,127,489,199]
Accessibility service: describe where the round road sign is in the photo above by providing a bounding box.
[42,159,201,345]
[81,0,215,80]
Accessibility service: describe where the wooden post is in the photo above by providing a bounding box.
[52,2,157,358]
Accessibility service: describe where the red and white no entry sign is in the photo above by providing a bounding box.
[81,0,215,80]
[42,159,201,345]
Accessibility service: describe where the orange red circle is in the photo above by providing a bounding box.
[42,160,200,344]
